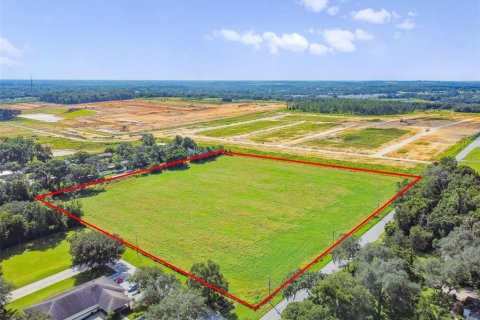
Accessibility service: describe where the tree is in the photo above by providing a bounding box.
[282,301,336,320]
[408,225,433,252]
[71,151,91,164]
[140,133,156,147]
[143,289,208,320]
[11,312,52,320]
[311,272,373,320]
[0,267,13,320]
[128,267,180,308]
[34,144,52,162]
[332,234,360,267]
[69,232,125,268]
[354,244,420,320]
[415,291,454,320]
[187,260,233,315]
[67,164,100,185]
[282,271,323,300]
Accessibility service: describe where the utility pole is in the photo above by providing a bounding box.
[136,235,139,256]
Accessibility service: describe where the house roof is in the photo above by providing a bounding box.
[24,277,130,320]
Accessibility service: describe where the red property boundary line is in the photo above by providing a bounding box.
[35,150,421,311]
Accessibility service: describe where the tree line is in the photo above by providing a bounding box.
[2,80,479,107]
[280,157,480,320]
[0,109,21,121]
[0,135,222,250]
[287,98,480,115]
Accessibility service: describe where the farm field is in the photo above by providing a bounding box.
[250,122,338,143]
[73,155,406,303]
[301,127,410,150]
[197,120,286,137]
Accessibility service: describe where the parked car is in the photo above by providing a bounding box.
[114,276,123,284]
[127,283,138,293]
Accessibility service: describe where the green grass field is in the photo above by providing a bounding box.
[0,232,73,288]
[62,109,97,119]
[464,148,480,161]
[193,112,281,128]
[302,127,410,150]
[76,155,404,303]
[250,122,338,143]
[461,147,480,173]
[282,114,347,122]
[197,120,286,138]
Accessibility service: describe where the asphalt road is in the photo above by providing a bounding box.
[456,135,480,161]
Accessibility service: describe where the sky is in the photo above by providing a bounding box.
[1,0,479,80]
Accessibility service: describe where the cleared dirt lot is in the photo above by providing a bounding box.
[3,100,480,166]
[3,99,284,134]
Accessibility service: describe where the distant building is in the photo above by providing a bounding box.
[0,170,14,180]
[24,277,131,320]
[94,152,113,159]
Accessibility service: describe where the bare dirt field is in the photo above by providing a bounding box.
[3,99,284,134]
[3,100,480,167]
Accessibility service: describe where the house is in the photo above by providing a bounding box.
[94,152,113,159]
[24,277,131,320]
[464,297,480,320]
[0,170,14,181]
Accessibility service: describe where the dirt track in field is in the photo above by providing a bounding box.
[4,100,480,167]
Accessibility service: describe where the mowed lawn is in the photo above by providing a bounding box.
[464,148,480,161]
[302,127,410,150]
[462,147,480,173]
[197,120,286,137]
[0,232,73,288]
[78,155,404,303]
[250,122,338,143]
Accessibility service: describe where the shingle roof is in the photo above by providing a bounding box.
[24,277,130,320]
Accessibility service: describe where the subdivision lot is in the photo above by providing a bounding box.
[197,120,286,137]
[250,122,338,143]
[301,127,410,151]
[61,155,405,304]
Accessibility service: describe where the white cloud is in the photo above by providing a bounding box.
[309,43,333,55]
[213,29,263,48]
[327,6,340,16]
[396,19,416,30]
[408,11,417,17]
[0,36,27,69]
[354,29,374,41]
[263,32,309,53]
[350,8,392,24]
[299,0,329,13]
[323,29,356,52]
[0,56,23,68]
[0,36,25,57]
[214,29,309,54]
[213,27,373,55]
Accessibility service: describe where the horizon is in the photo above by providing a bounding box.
[1,0,479,81]
[2,79,480,83]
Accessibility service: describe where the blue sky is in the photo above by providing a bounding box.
[1,0,479,80]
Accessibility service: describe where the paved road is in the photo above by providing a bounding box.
[10,259,133,302]
[456,135,480,161]
[260,209,396,320]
